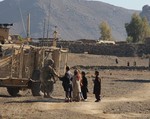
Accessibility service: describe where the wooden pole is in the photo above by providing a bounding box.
[53,26,57,47]
[27,13,30,38]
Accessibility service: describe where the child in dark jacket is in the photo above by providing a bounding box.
[93,71,101,102]
[81,71,88,100]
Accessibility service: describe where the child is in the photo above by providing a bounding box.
[81,71,88,101]
[93,71,101,102]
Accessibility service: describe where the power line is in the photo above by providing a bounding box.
[16,0,27,36]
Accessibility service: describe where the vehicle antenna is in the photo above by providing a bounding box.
[16,0,27,36]
[47,0,51,41]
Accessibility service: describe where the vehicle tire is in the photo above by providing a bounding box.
[0,40,4,44]
[31,70,41,96]
[7,87,19,97]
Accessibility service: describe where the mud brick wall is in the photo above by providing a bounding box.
[58,43,136,57]
[30,42,150,57]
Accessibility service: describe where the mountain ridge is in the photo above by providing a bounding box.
[0,0,138,41]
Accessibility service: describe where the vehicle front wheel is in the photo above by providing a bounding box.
[31,70,41,96]
[7,87,19,97]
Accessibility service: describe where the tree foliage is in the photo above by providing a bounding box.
[141,17,150,41]
[125,13,150,43]
[99,21,112,41]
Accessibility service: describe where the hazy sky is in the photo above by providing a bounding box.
[0,0,149,10]
[95,0,149,10]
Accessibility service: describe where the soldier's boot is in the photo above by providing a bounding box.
[46,90,53,98]
[43,89,47,98]
[44,94,47,98]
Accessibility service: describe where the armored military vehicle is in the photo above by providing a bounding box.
[0,24,68,96]
[0,44,68,96]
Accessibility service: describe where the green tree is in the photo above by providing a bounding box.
[125,13,150,43]
[141,17,150,42]
[126,36,133,43]
[99,21,112,41]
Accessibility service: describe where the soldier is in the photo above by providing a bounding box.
[41,59,59,98]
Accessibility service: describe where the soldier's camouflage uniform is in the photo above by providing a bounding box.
[41,60,59,98]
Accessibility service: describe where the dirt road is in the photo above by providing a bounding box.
[0,70,150,119]
[0,54,150,119]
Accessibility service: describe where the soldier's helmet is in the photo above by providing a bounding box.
[44,59,54,66]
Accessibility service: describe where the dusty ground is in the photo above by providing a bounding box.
[0,53,150,119]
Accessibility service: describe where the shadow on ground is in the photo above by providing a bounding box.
[114,79,150,83]
[5,98,65,104]
[0,94,22,98]
[0,95,12,98]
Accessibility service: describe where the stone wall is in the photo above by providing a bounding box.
[72,65,150,71]
[57,42,150,57]
[31,42,150,57]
